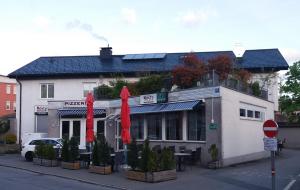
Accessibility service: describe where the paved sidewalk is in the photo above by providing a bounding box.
[0,149,300,190]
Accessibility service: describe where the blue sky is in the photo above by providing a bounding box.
[0,0,299,75]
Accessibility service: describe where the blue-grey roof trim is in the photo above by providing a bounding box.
[8,49,289,78]
[130,100,201,114]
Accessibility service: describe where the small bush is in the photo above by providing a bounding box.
[5,134,17,144]
[160,147,175,170]
[208,144,218,162]
[35,142,45,158]
[44,144,56,160]
[61,138,69,162]
[128,138,139,170]
[251,82,261,97]
[69,137,79,162]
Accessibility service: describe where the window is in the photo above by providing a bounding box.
[6,84,11,94]
[165,112,182,140]
[83,82,97,97]
[146,114,162,140]
[41,83,54,98]
[97,120,105,138]
[13,85,16,94]
[13,102,16,110]
[247,110,254,118]
[240,109,246,117]
[62,121,70,139]
[130,115,144,140]
[5,101,10,110]
[188,109,206,141]
[255,111,261,119]
[73,121,81,145]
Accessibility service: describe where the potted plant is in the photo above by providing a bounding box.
[61,137,80,170]
[126,139,177,183]
[89,135,112,174]
[33,142,45,165]
[33,143,58,167]
[208,144,220,169]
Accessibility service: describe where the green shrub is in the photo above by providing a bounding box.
[127,138,139,170]
[61,138,69,162]
[251,81,261,97]
[97,135,111,166]
[35,142,46,159]
[208,144,218,162]
[44,144,56,160]
[135,75,165,95]
[94,84,114,99]
[5,134,16,144]
[0,119,10,134]
[139,139,158,172]
[160,147,176,170]
[69,136,79,162]
[92,139,99,166]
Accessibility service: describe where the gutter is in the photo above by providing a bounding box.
[16,78,22,147]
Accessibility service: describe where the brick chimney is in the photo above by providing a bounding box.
[100,46,112,59]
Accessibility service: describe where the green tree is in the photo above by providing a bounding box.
[61,139,69,162]
[279,61,300,122]
[69,137,79,162]
[127,138,139,170]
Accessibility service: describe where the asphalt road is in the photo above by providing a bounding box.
[0,166,115,190]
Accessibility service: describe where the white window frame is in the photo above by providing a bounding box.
[6,84,11,94]
[6,101,10,110]
[40,83,54,99]
[83,82,97,97]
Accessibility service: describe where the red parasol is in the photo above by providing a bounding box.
[86,92,94,143]
[120,86,131,144]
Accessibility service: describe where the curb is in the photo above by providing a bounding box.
[0,163,129,190]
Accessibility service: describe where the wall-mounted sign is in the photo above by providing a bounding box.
[64,100,86,107]
[157,92,168,103]
[140,93,157,104]
[34,105,48,115]
[140,92,168,105]
[209,123,218,130]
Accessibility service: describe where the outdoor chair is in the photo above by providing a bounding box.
[179,146,186,153]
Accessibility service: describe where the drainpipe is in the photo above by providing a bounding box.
[16,78,22,147]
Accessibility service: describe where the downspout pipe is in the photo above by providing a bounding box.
[16,78,22,147]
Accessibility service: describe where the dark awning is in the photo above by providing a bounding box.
[130,100,202,115]
[57,108,105,117]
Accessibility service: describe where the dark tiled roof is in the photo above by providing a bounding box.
[8,49,288,78]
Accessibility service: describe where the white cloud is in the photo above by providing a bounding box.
[280,48,300,65]
[177,8,218,27]
[121,8,137,25]
[33,16,51,29]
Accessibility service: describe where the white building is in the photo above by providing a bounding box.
[9,47,288,166]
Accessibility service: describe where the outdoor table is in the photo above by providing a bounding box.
[174,152,191,171]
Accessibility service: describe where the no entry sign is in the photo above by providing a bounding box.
[263,119,278,138]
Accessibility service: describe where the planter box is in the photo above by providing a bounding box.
[33,157,42,165]
[61,161,80,170]
[208,161,221,169]
[89,165,112,175]
[41,159,58,167]
[126,169,177,183]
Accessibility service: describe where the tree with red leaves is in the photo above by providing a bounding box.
[172,53,206,89]
[207,55,233,81]
[234,69,252,84]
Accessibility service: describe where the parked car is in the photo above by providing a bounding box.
[21,138,63,161]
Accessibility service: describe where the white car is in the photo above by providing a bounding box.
[21,138,63,161]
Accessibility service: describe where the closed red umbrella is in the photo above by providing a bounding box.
[120,86,131,145]
[86,92,94,143]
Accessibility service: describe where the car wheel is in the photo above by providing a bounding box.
[25,152,33,161]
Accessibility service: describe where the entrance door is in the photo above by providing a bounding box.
[115,120,123,151]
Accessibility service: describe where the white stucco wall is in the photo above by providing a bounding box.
[17,77,139,141]
[220,87,274,162]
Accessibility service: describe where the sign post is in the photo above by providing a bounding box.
[263,119,278,190]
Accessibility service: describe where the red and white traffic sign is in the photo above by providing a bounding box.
[263,119,278,138]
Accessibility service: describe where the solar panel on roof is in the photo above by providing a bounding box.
[122,53,167,60]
